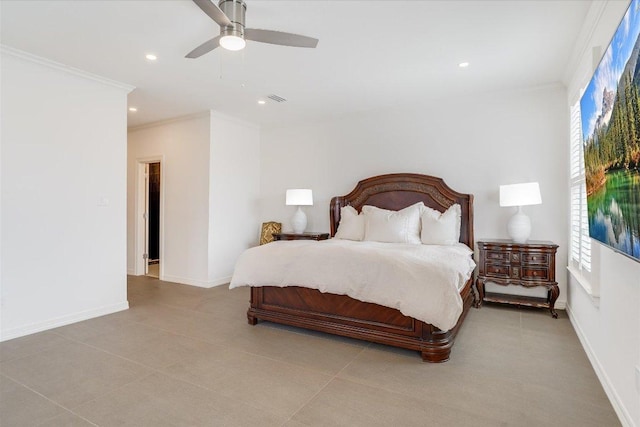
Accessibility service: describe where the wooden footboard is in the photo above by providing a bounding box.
[247,277,474,362]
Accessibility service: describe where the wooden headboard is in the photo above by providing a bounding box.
[330,173,474,249]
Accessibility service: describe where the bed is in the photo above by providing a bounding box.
[239,173,475,362]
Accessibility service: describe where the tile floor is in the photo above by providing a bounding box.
[147,263,159,279]
[0,275,621,426]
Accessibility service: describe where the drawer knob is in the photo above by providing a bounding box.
[533,271,538,276]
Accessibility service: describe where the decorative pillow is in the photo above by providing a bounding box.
[362,202,423,244]
[420,204,461,245]
[334,206,365,241]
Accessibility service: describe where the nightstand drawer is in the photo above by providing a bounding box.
[522,253,548,265]
[484,264,510,278]
[521,267,548,280]
[486,251,510,262]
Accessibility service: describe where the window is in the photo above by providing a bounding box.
[569,101,592,273]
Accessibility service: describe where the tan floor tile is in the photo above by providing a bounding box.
[0,374,68,426]
[0,341,151,408]
[292,378,503,427]
[226,325,364,375]
[467,304,522,328]
[520,308,573,334]
[110,302,243,345]
[73,372,285,426]
[162,349,332,418]
[281,420,312,427]
[52,314,137,342]
[0,331,73,363]
[37,411,97,426]
[193,295,251,322]
[337,343,526,423]
[0,277,620,426]
[83,325,222,369]
[517,382,622,427]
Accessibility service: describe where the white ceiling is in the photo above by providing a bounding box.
[0,0,591,128]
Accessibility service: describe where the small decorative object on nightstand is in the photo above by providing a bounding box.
[273,232,329,241]
[259,221,282,245]
[475,239,559,318]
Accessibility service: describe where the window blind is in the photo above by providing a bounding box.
[569,102,591,272]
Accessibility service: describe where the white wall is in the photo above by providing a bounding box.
[565,2,640,426]
[208,112,261,285]
[1,48,131,340]
[127,114,212,286]
[127,111,261,288]
[259,84,570,304]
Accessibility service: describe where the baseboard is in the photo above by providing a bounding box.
[161,274,231,288]
[0,301,130,342]
[127,268,135,275]
[566,304,634,427]
[209,276,232,288]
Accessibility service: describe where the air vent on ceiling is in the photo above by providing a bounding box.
[267,94,287,103]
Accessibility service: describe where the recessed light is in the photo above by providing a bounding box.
[458,62,470,68]
[145,54,157,61]
[129,107,138,112]
[258,100,266,105]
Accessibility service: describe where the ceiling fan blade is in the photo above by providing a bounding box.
[192,0,232,27]
[244,29,318,48]
[185,36,221,58]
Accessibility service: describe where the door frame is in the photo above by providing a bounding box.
[134,156,164,278]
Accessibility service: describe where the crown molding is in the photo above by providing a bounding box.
[128,110,261,132]
[127,111,211,132]
[562,1,608,85]
[1,44,135,93]
[210,110,260,131]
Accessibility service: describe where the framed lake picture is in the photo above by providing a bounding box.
[580,0,640,262]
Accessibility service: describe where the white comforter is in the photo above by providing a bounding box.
[229,239,476,331]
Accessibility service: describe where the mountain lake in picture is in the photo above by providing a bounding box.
[587,169,640,260]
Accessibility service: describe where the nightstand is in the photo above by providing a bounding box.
[273,232,330,241]
[476,239,559,318]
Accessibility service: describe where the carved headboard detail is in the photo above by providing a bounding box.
[329,173,474,249]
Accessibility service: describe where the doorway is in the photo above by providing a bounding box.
[135,157,163,279]
[146,162,161,278]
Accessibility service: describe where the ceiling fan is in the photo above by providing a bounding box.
[186,0,319,58]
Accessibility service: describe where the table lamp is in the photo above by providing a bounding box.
[286,189,313,234]
[499,182,542,243]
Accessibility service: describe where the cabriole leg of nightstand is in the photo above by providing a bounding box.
[548,285,560,318]
[475,278,485,309]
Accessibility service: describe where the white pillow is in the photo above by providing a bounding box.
[334,206,365,241]
[362,202,423,244]
[420,204,461,245]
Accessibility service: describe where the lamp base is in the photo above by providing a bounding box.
[507,207,531,244]
[291,206,307,234]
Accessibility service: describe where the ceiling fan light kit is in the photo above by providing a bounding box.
[187,0,318,58]
[219,35,246,51]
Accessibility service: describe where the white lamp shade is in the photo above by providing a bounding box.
[499,182,542,207]
[286,189,313,206]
